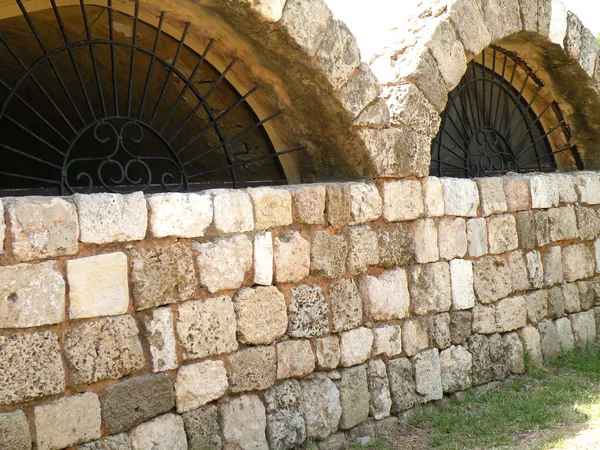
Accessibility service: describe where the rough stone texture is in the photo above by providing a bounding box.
[300,376,342,440]
[516,211,537,249]
[387,358,417,413]
[477,178,508,216]
[575,206,600,241]
[359,268,410,321]
[288,184,326,225]
[316,336,341,370]
[348,182,383,224]
[34,393,101,450]
[525,290,548,324]
[311,231,348,278]
[326,184,352,230]
[129,414,187,450]
[555,173,579,204]
[518,326,543,367]
[366,359,392,420]
[450,259,476,310]
[74,192,147,243]
[468,334,493,386]
[329,278,362,332]
[147,193,212,238]
[467,217,488,257]
[448,0,491,56]
[280,0,332,56]
[6,197,78,261]
[182,405,221,450]
[526,250,544,289]
[504,176,531,212]
[534,210,551,247]
[228,346,277,393]
[234,286,287,345]
[555,317,576,352]
[473,256,512,304]
[547,206,579,242]
[194,235,253,294]
[509,251,530,292]
[409,262,451,316]
[503,331,525,374]
[378,224,414,267]
[101,373,175,433]
[0,261,65,328]
[422,176,445,217]
[175,360,228,413]
[544,246,563,287]
[428,313,452,350]
[425,20,466,91]
[570,310,597,349]
[440,178,480,217]
[210,189,254,234]
[373,325,402,358]
[596,238,600,273]
[579,281,595,310]
[68,253,128,319]
[265,380,306,450]
[472,304,497,335]
[63,315,144,385]
[354,97,391,128]
[538,320,561,359]
[529,174,559,209]
[288,284,329,338]
[496,296,527,332]
[274,231,311,283]
[176,296,237,360]
[249,187,293,230]
[277,339,315,379]
[562,244,595,282]
[574,173,600,205]
[487,214,519,254]
[316,19,360,89]
[440,345,472,394]
[78,434,132,450]
[563,283,581,314]
[382,180,424,222]
[339,327,374,367]
[336,365,370,429]
[254,232,274,286]
[0,410,30,450]
[548,286,566,319]
[414,349,443,402]
[403,318,430,357]
[438,217,467,260]
[348,225,379,274]
[450,311,473,345]
[488,333,509,380]
[413,218,439,263]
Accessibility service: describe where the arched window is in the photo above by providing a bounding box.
[431,45,582,178]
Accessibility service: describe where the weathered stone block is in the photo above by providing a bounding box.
[544,246,563,287]
[329,278,362,333]
[402,318,429,357]
[359,268,410,321]
[234,286,287,345]
[547,206,578,242]
[387,358,417,413]
[440,178,480,217]
[348,182,382,224]
[287,184,326,225]
[518,326,543,367]
[147,193,212,238]
[254,232,274,286]
[529,174,559,209]
[440,345,472,393]
[425,20,467,91]
[348,225,379,274]
[274,231,310,283]
[516,210,536,249]
[176,296,237,360]
[74,192,146,243]
[438,217,467,260]
[354,97,391,128]
[579,280,595,310]
[367,359,392,420]
[280,0,332,56]
[487,214,519,254]
[409,262,451,316]
[472,304,496,334]
[338,62,381,118]
[0,410,30,450]
[265,380,306,450]
[316,336,341,370]
[488,333,509,381]
[210,189,254,233]
[422,176,445,217]
[129,414,187,450]
[428,313,452,349]
[378,224,414,267]
[299,376,342,440]
[555,317,576,352]
[525,290,548,323]
[288,284,329,338]
[382,180,424,222]
[534,210,551,247]
[548,286,566,318]
[450,259,475,310]
[526,250,544,289]
[277,340,315,379]
[503,331,525,374]
[311,231,348,278]
[248,187,293,230]
[385,80,442,134]
[473,256,512,304]
[575,206,600,240]
[228,346,277,393]
[467,334,493,386]
[339,327,373,367]
[413,218,439,263]
[326,184,352,230]
[538,320,561,359]
[174,360,228,413]
[477,177,507,216]
[496,296,527,332]
[508,250,530,292]
[570,310,597,349]
[574,172,600,205]
[182,405,221,450]
[504,176,531,212]
[450,310,472,345]
[316,19,360,89]
[467,217,488,257]
[414,349,443,402]
[63,315,144,385]
[482,0,522,41]
[78,435,132,450]
[562,244,594,282]
[555,173,579,204]
[563,282,581,313]
[336,365,370,429]
[373,325,402,358]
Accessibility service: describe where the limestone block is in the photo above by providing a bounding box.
[339,327,373,367]
[565,12,597,76]
[254,232,274,285]
[287,184,326,225]
[234,286,287,345]
[366,359,392,420]
[359,268,410,321]
[100,373,175,434]
[579,280,595,310]
[73,192,147,243]
[0,261,64,328]
[555,317,576,351]
[467,334,493,386]
[547,206,578,242]
[529,174,559,209]
[353,97,391,128]
[449,259,475,310]
[68,253,128,319]
[147,193,212,238]
[245,0,286,21]
[326,184,352,230]
[488,333,509,381]
[337,63,381,118]
[503,331,525,374]
[563,282,581,313]
[176,296,237,360]
[35,393,101,450]
[336,365,370,429]
[575,206,600,241]
[496,296,527,332]
[6,197,78,261]
[467,217,488,257]
[348,225,379,274]
[348,182,382,224]
[472,304,497,334]
[228,346,277,393]
[316,19,360,89]
[526,251,546,286]
[129,414,187,450]
[329,278,363,333]
[413,218,439,263]
[373,325,402,358]
[63,315,144,385]
[438,217,467,260]
[181,405,221,450]
[274,231,311,283]
[504,176,531,212]
[440,345,472,394]
[265,380,307,450]
[487,214,519,254]
[544,246,563,287]
[316,335,341,370]
[422,176,445,217]
[549,0,568,44]
[477,177,508,216]
[481,0,522,41]
[525,290,548,324]
[473,256,512,304]
[174,361,228,413]
[402,318,429,357]
[386,82,441,136]
[0,410,30,450]
[413,349,443,402]
[428,313,452,349]
[516,210,536,249]
[570,310,597,349]
[534,210,551,246]
[130,243,197,310]
[382,180,424,222]
[194,235,252,294]
[78,433,132,450]
[299,377,342,440]
[538,320,561,359]
[518,326,543,367]
[548,286,566,318]
[209,189,254,233]
[440,178,480,217]
[277,340,315,379]
[596,238,600,273]
[409,262,451,316]
[450,311,473,345]
[0,331,64,406]
[248,187,293,230]
[509,251,530,292]
[378,224,414,267]
[562,244,594,282]
[425,21,467,91]
[574,172,600,205]
[554,173,578,204]
[288,284,329,338]
[387,358,417,413]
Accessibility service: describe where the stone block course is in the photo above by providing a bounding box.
[299,376,342,440]
[516,210,536,249]
[547,206,579,242]
[174,360,228,413]
[402,318,430,357]
[473,256,512,304]
[382,180,424,222]
[526,250,544,289]
[508,250,530,292]
[574,172,600,205]
[277,339,315,379]
[316,335,341,370]
[373,324,402,358]
[311,231,348,278]
[234,286,287,345]
[422,176,445,217]
[450,310,472,345]
[265,380,307,450]
[477,177,507,216]
[359,268,410,321]
[274,231,311,283]
[570,310,597,349]
[367,359,392,420]
[467,217,488,257]
[210,189,254,234]
[129,414,187,450]
[378,224,414,267]
[387,357,417,413]
[529,174,559,209]
[248,186,293,230]
[339,327,373,367]
[228,346,277,393]
[413,218,439,263]
[328,278,363,332]
[496,295,527,332]
[525,290,548,324]
[288,284,329,338]
[487,214,519,254]
[440,345,472,393]
[538,320,561,359]
[544,246,563,287]
[504,176,531,212]
[467,334,493,386]
[562,243,595,282]
[438,217,467,260]
[413,348,443,402]
[288,184,326,225]
[348,182,382,224]
[518,326,543,367]
[555,317,576,352]
[147,193,212,238]
[440,178,480,217]
[409,262,451,316]
[336,365,370,429]
[450,259,476,310]
[472,304,496,334]
[0,410,30,450]
[575,206,600,240]
[254,232,274,286]
[548,286,566,318]
[348,225,379,274]
[503,331,525,374]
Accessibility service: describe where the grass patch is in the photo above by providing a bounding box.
[349,437,391,450]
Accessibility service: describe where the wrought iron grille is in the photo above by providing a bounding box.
[0,0,302,195]
[431,45,581,178]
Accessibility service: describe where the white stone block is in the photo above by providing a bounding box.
[210,189,254,234]
[574,172,600,205]
[129,414,187,450]
[147,193,212,238]
[248,187,293,230]
[373,325,402,358]
[476,178,507,216]
[287,184,326,225]
[529,174,559,209]
[422,176,445,217]
[382,180,424,222]
[274,231,311,283]
[254,232,273,285]
[358,268,410,321]
[140,307,178,373]
[487,214,518,254]
[467,218,488,257]
[175,360,228,413]
[450,259,475,310]
[438,217,467,260]
[339,327,373,367]
[413,218,439,264]
[348,182,382,223]
[440,178,479,217]
[414,348,443,402]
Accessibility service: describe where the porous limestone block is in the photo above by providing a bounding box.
[518,326,543,367]
[422,176,445,217]
[570,310,597,349]
[181,406,221,450]
[476,177,507,216]
[574,172,600,205]
[555,173,578,204]
[544,246,563,287]
[526,252,545,291]
[6,197,78,261]
[595,238,600,273]
[311,230,348,278]
[326,184,352,230]
[438,217,467,260]
[194,235,252,294]
[503,331,525,374]
[78,433,132,450]
[538,320,561,359]
[347,225,379,274]
[425,20,467,91]
[382,180,424,222]
[450,311,473,345]
[354,97,391,128]
[409,262,451,316]
[337,63,381,118]
[428,313,452,350]
[316,335,341,370]
[248,187,293,230]
[473,256,512,304]
[562,243,595,282]
[336,365,370,430]
[234,286,287,345]
[481,0,522,42]
[555,317,576,352]
[534,210,551,247]
[254,232,274,285]
[440,178,480,217]
[339,327,374,367]
[467,217,488,257]
[402,318,430,357]
[529,174,559,209]
[503,176,531,212]
[68,252,129,319]
[467,334,493,386]
[440,345,472,394]
[264,380,307,450]
[139,307,178,372]
[450,259,475,310]
[129,414,187,450]
[413,349,443,402]
[508,250,530,292]
[547,206,578,242]
[315,19,360,90]
[359,268,410,321]
[373,325,402,358]
[563,282,581,314]
[274,231,311,283]
[147,193,212,238]
[0,410,30,450]
[387,358,417,413]
[472,304,497,334]
[348,182,382,224]
[379,223,414,267]
[34,393,101,450]
[413,218,439,263]
[276,339,315,379]
[329,278,363,333]
[385,79,441,134]
[575,206,600,241]
[487,214,519,254]
[299,376,342,440]
[524,290,548,323]
[488,333,509,381]
[74,192,147,243]
[496,296,527,332]
[366,359,392,420]
[174,361,228,413]
[209,189,254,233]
[548,286,566,319]
[287,184,326,225]
[516,210,536,249]
[0,261,65,328]
[288,284,329,338]
[228,346,277,393]
[176,296,237,360]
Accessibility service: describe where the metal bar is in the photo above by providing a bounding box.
[5,115,65,157]
[108,0,119,116]
[493,52,509,129]
[126,0,140,116]
[0,171,61,185]
[80,0,107,116]
[512,100,553,150]
[138,12,165,120]
[518,145,577,166]
[516,122,563,157]
[0,143,62,169]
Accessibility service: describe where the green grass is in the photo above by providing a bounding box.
[349,437,391,450]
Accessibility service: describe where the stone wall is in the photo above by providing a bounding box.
[1,171,600,449]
